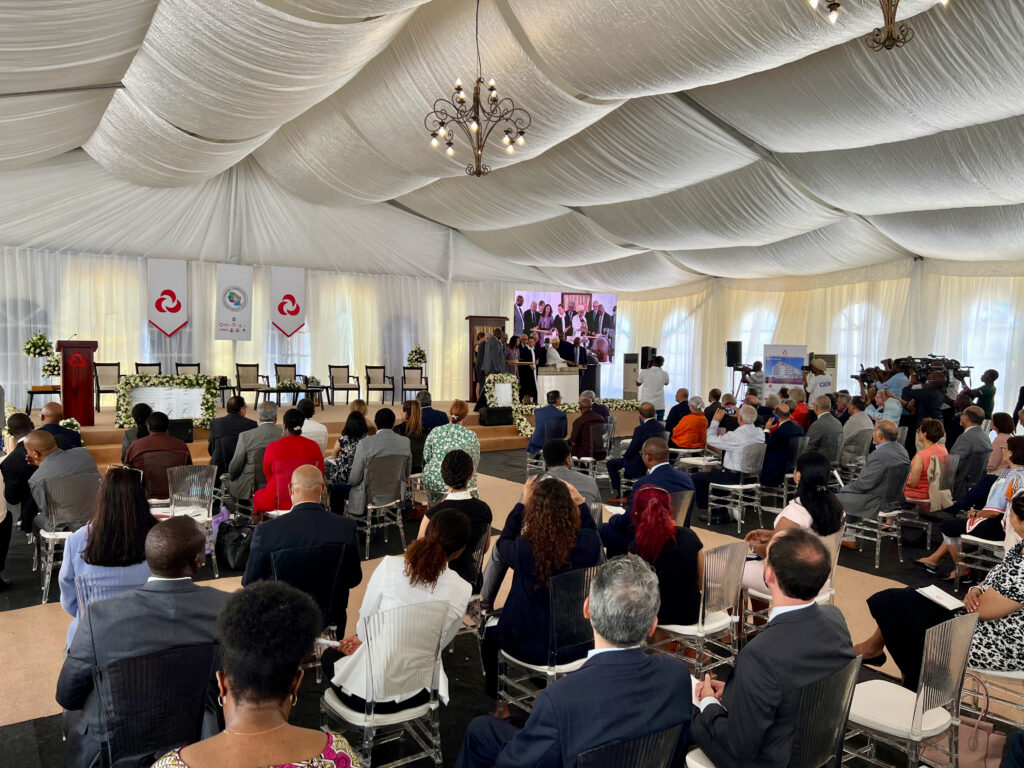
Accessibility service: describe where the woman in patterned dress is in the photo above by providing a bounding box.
[422,400,481,503]
[152,581,360,767]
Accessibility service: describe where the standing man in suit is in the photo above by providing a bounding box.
[25,430,99,533]
[474,331,488,400]
[804,396,844,465]
[589,303,613,336]
[457,555,693,768]
[691,528,855,768]
[949,406,993,498]
[243,466,361,627]
[760,404,804,488]
[838,420,910,547]
[2,413,37,538]
[208,396,256,479]
[523,302,540,333]
[345,409,411,516]
[513,295,526,337]
[225,401,282,503]
[553,304,571,338]
[607,403,664,503]
[56,517,230,768]
[39,402,83,449]
[527,390,568,456]
[415,390,449,432]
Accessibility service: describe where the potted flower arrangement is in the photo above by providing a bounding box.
[406,345,427,368]
[24,331,53,358]
[41,354,61,378]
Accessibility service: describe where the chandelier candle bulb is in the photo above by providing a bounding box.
[516,134,525,146]
[809,0,819,7]
[506,145,514,154]
[446,145,455,156]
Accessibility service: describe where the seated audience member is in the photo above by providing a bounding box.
[26,430,100,532]
[805,396,843,464]
[206,396,256,478]
[39,401,83,449]
[568,396,606,459]
[790,388,811,430]
[840,397,874,464]
[457,555,693,768]
[538,438,602,512]
[838,420,911,547]
[744,452,844,596]
[324,509,472,712]
[121,402,152,462]
[326,412,370,513]
[914,435,1024,580]
[703,388,722,422]
[607,402,664,502]
[527,390,568,455]
[761,403,804,487]
[950,406,993,497]
[415,390,449,432]
[964,368,998,419]
[345,408,411,516]
[423,400,481,502]
[58,466,156,648]
[253,409,325,514]
[243,466,361,626]
[693,405,764,524]
[418,450,493,588]
[582,390,610,421]
[834,392,851,424]
[225,401,282,502]
[296,397,328,454]
[671,397,709,449]
[664,388,691,436]
[394,399,427,473]
[986,412,1014,473]
[903,417,948,503]
[124,411,192,499]
[154,580,358,768]
[602,438,695,554]
[350,398,378,435]
[717,393,740,432]
[753,391,774,426]
[855,490,1024,688]
[59,517,230,768]
[691,529,856,768]
[2,413,37,543]
[480,477,602,697]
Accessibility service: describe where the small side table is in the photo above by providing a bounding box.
[25,386,61,414]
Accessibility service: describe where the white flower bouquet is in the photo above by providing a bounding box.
[24,331,53,358]
[406,346,427,367]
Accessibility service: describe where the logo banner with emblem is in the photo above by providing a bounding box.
[215,264,253,341]
[147,258,188,337]
[270,266,305,337]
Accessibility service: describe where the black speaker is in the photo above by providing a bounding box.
[726,341,743,368]
[478,406,513,426]
[168,418,194,444]
[640,346,657,368]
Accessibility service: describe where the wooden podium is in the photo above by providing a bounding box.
[57,340,98,426]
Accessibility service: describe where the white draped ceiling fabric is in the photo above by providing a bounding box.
[1,0,1023,406]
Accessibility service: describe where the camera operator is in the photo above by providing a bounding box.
[740,361,765,401]
[880,359,910,398]
[963,369,998,420]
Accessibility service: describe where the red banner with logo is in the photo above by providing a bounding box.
[270,266,305,337]
[147,258,188,337]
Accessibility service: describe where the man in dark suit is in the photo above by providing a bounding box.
[513,295,526,337]
[588,303,614,336]
[583,389,610,421]
[243,465,361,628]
[124,411,192,499]
[56,517,229,768]
[2,413,37,539]
[691,528,855,768]
[416,391,449,432]
[761,403,804,488]
[664,388,691,436]
[458,555,692,768]
[39,401,83,449]
[527,390,568,455]
[553,304,571,337]
[523,301,540,333]
[602,438,695,554]
[606,402,664,502]
[207,395,257,479]
[568,396,606,460]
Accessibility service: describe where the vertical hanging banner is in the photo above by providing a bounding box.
[215,264,253,341]
[147,258,188,337]
[270,266,306,337]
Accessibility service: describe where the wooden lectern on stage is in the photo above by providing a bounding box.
[466,315,507,401]
[57,340,98,426]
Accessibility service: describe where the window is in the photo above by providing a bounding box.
[660,310,694,391]
[830,302,882,383]
[736,308,777,364]
[961,300,1017,411]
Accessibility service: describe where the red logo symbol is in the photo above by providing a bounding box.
[154,289,182,313]
[277,294,300,316]
[69,353,86,368]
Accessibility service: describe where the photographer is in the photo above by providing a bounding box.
[803,359,833,403]
[964,369,999,420]
[741,361,765,400]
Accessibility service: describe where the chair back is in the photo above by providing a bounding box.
[738,441,768,479]
[787,436,810,473]
[699,541,747,623]
[956,449,988,500]
[365,453,408,507]
[329,365,351,386]
[44,473,101,528]
[75,573,143,619]
[403,367,425,387]
[789,655,862,768]
[254,445,269,491]
[543,416,567,443]
[271,542,350,629]
[588,422,608,461]
[925,454,958,511]
[670,490,694,527]
[606,417,617,447]
[270,460,316,510]
[175,363,200,375]
[363,602,449,704]
[135,363,161,375]
[880,463,911,512]
[820,526,844,593]
[576,722,684,768]
[135,451,189,500]
[842,429,874,467]
[236,364,261,388]
[548,566,599,666]
[94,363,121,388]
[275,363,297,384]
[167,464,218,517]
[467,526,491,591]
[366,366,388,387]
[911,613,979,739]
[92,643,219,768]
[897,425,909,445]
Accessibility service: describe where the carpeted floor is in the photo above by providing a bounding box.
[0,449,1000,767]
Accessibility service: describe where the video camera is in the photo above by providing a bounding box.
[850,356,973,389]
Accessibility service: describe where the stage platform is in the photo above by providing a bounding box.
[75,399,638,467]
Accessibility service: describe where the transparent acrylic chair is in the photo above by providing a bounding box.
[577,722,684,768]
[357,454,409,559]
[707,442,767,533]
[319,601,449,768]
[670,490,695,527]
[35,473,101,603]
[167,464,220,577]
[843,463,911,569]
[75,572,147,621]
[651,541,747,676]
[844,612,979,768]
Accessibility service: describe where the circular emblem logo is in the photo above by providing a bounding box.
[221,286,248,312]
[154,289,181,313]
[277,293,300,316]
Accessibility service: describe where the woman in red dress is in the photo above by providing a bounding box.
[253,408,325,513]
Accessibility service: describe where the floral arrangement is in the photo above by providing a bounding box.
[306,375,321,387]
[406,345,427,367]
[115,374,219,429]
[277,379,303,391]
[41,354,61,378]
[508,397,641,438]
[483,373,520,407]
[2,401,17,439]
[24,331,53,358]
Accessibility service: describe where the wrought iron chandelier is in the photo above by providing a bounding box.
[805,0,949,50]
[423,0,531,177]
